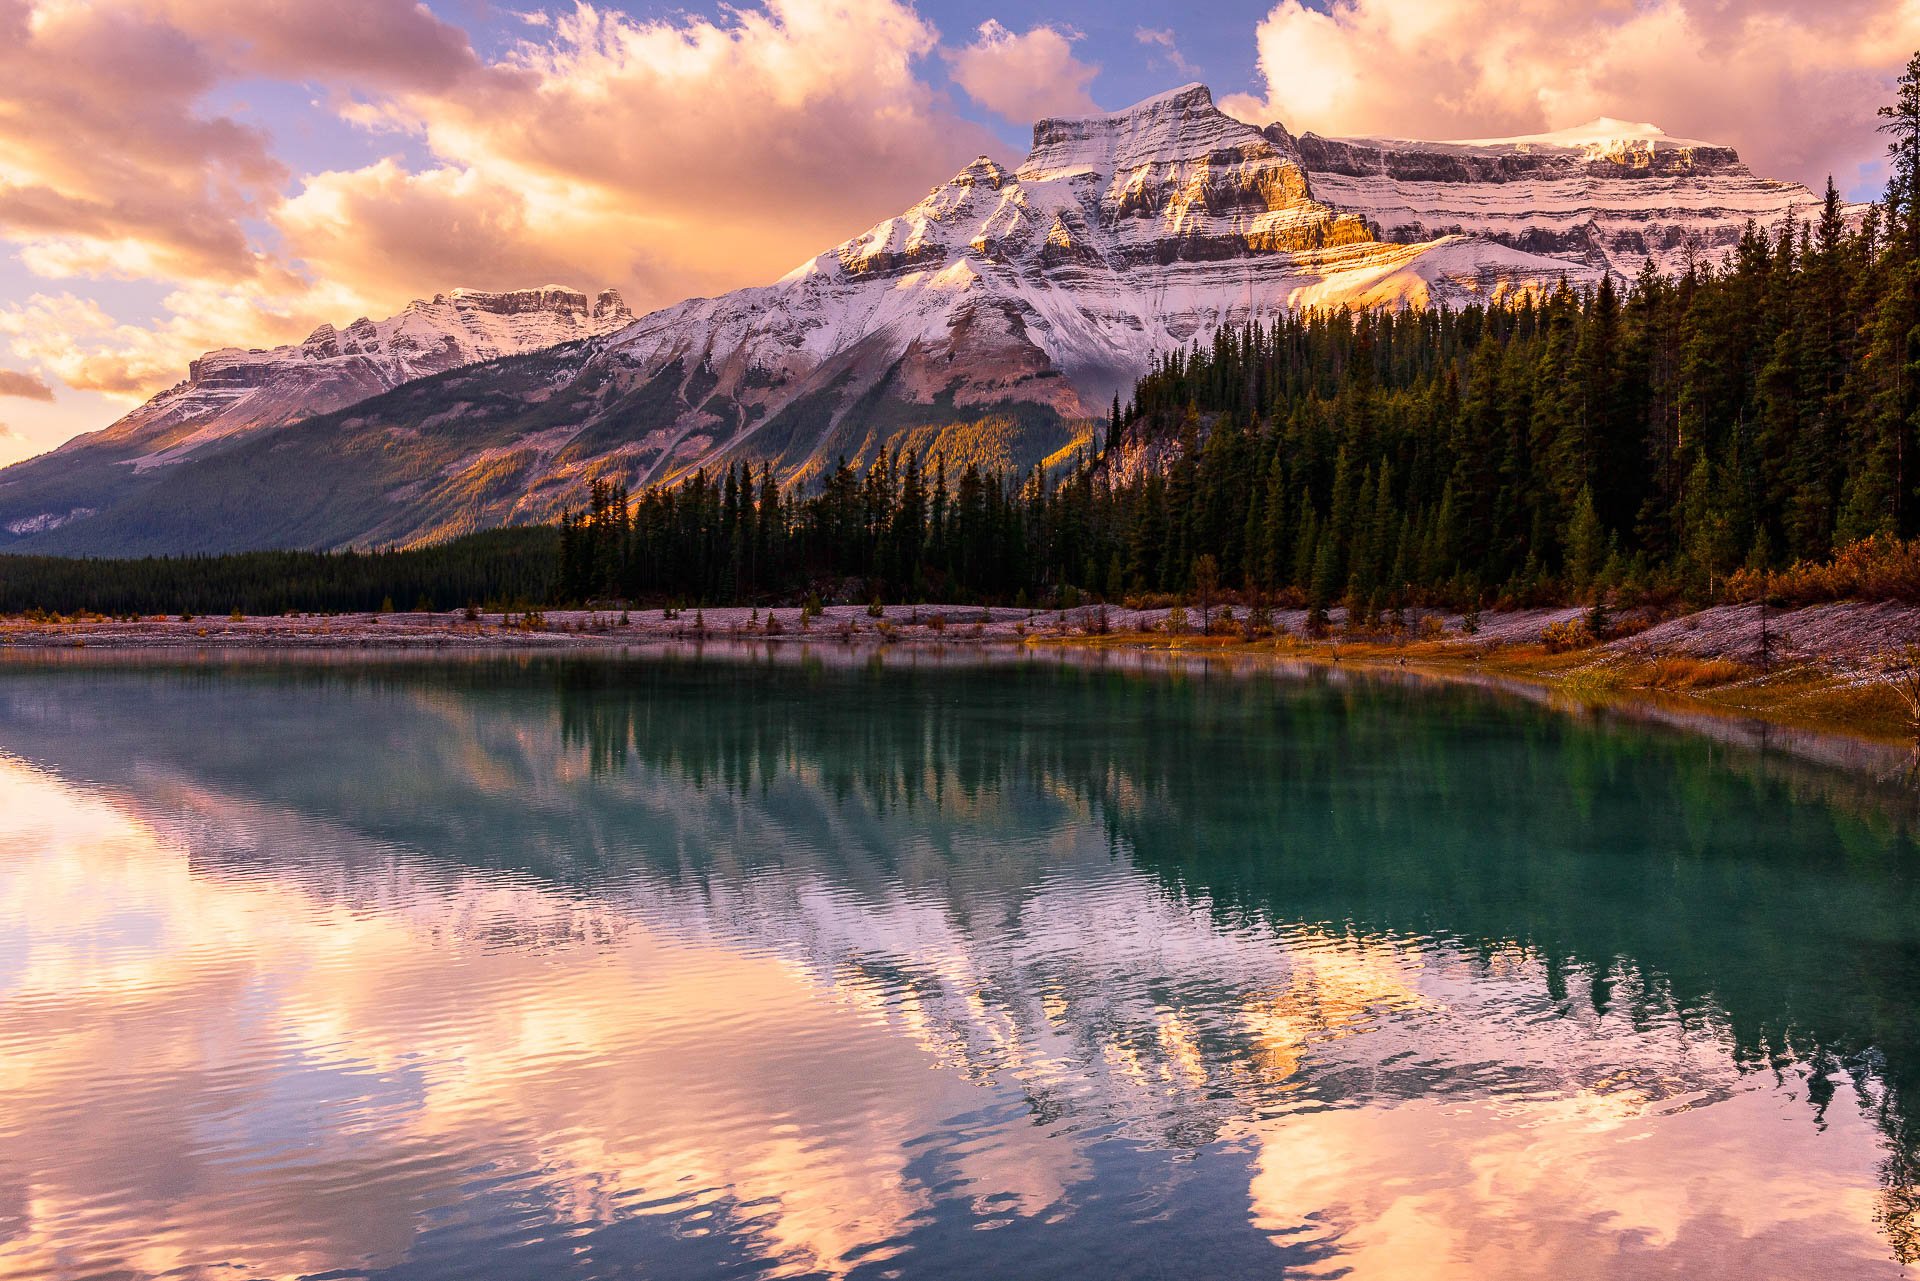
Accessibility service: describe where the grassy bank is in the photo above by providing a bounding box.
[1030,625,1918,744]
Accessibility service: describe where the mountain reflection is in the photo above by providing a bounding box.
[0,649,1915,1279]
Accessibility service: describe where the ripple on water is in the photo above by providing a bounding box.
[0,658,1914,1281]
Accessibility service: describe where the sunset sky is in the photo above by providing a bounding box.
[1,0,1916,465]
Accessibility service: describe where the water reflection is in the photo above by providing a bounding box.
[0,651,1915,1279]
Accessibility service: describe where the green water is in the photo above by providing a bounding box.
[1,648,1916,1279]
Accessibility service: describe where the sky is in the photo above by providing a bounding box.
[0,0,1916,465]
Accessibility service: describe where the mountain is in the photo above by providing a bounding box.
[0,86,1835,556]
[1289,118,1824,276]
[0,286,632,541]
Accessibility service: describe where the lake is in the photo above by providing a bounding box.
[1,647,1916,1279]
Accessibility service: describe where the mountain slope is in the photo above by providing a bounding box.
[0,287,632,544]
[0,86,1832,556]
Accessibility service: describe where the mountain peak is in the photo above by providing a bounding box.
[1021,83,1255,182]
[1101,82,1214,118]
[1030,83,1218,146]
[947,155,1011,190]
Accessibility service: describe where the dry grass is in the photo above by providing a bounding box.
[1645,656,1754,690]
[1875,645,1920,739]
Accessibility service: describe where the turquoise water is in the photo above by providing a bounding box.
[1,648,1916,1279]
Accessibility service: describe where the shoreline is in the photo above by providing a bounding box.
[4,599,1918,749]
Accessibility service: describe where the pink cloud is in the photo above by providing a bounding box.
[280,0,1000,314]
[149,0,478,89]
[948,20,1100,124]
[0,0,286,284]
[0,0,999,409]
[0,370,53,402]
[1221,0,1920,191]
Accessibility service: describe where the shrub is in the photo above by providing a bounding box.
[1540,617,1596,653]
[1731,535,1920,606]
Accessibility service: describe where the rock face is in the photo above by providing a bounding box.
[1290,118,1827,276]
[0,88,1835,556]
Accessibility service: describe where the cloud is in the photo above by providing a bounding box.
[0,421,19,442]
[948,20,1100,124]
[0,0,288,285]
[0,0,999,408]
[0,370,54,402]
[276,159,654,308]
[1134,27,1199,80]
[145,0,477,90]
[1221,0,1920,190]
[0,289,308,400]
[284,0,1000,315]
[0,0,475,293]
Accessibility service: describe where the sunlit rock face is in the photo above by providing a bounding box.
[593,85,1594,483]
[0,89,1834,555]
[1291,118,1830,276]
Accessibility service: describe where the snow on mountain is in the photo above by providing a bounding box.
[591,84,1601,482]
[1290,117,1831,276]
[114,286,635,472]
[0,87,1837,555]
[0,285,632,542]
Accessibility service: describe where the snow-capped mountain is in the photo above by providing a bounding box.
[599,85,1606,441]
[0,87,1837,555]
[135,285,632,460]
[1290,118,1826,276]
[0,286,631,540]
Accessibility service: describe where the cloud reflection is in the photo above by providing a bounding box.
[0,658,1912,1279]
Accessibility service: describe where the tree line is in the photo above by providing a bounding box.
[0,527,556,617]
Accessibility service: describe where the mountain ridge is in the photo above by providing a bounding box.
[0,85,1840,556]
